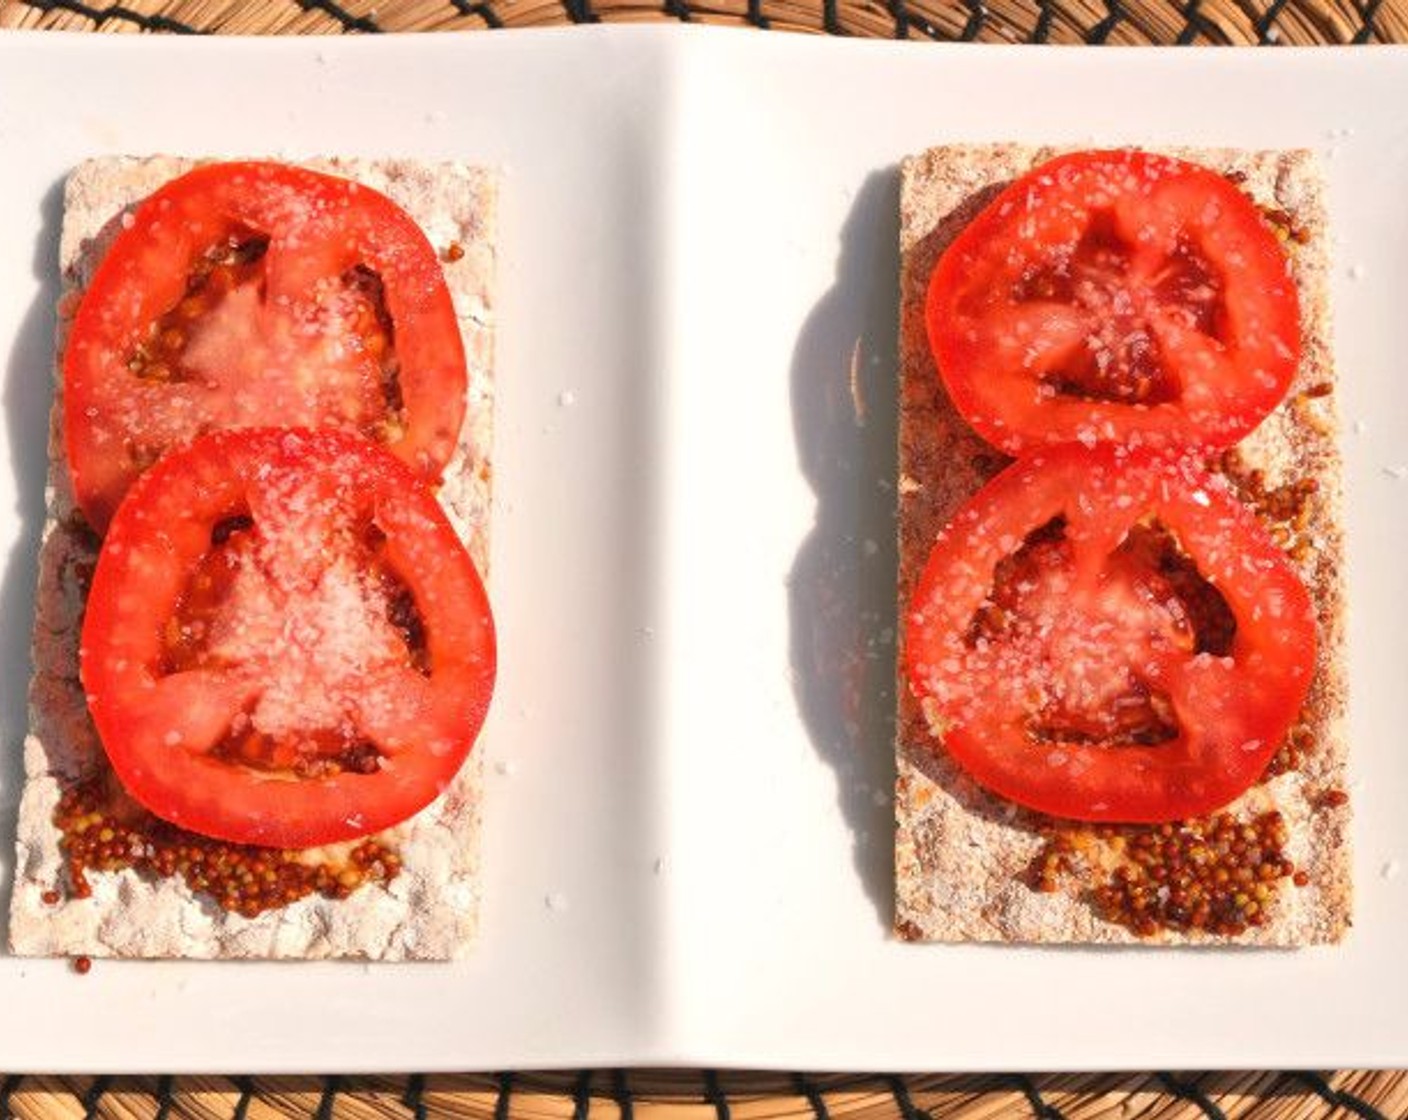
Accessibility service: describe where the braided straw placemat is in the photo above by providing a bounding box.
[0,0,1405,43]
[0,1070,1406,1119]
[1,1,1406,1118]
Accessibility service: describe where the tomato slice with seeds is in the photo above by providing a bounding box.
[65,161,467,533]
[904,444,1316,823]
[79,428,495,848]
[926,150,1300,454]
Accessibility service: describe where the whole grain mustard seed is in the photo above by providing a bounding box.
[1261,205,1311,245]
[1219,448,1320,526]
[1032,810,1298,938]
[1265,722,1314,778]
[54,779,402,916]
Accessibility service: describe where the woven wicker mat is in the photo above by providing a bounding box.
[0,0,1406,43]
[1,0,1407,1117]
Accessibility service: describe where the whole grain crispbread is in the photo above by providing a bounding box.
[894,145,1350,946]
[8,156,497,960]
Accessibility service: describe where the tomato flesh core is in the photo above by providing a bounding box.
[906,445,1316,823]
[80,428,495,848]
[927,150,1300,453]
[162,513,428,779]
[129,232,402,448]
[1015,211,1226,407]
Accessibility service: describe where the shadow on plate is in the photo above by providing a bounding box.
[787,167,901,931]
[0,176,64,944]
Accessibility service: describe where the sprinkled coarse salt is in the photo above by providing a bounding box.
[872,789,890,808]
[545,892,569,912]
[862,539,879,557]
[1347,263,1366,281]
[1383,860,1401,881]
[494,759,517,777]
[1382,465,1408,480]
[652,857,668,876]
[1353,418,1369,435]
[557,389,577,407]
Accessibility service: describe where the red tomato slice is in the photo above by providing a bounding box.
[79,428,495,848]
[904,444,1316,823]
[65,161,467,533]
[926,150,1300,454]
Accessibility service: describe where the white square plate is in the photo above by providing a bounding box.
[2,26,1407,1073]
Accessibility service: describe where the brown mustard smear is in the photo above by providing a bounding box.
[1217,446,1328,580]
[53,776,401,919]
[1262,207,1311,247]
[1031,812,1300,938]
[1029,711,1346,939]
[1265,721,1315,779]
[1220,443,1319,516]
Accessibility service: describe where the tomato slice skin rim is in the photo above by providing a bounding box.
[79,427,496,849]
[925,149,1302,455]
[64,160,468,534]
[904,443,1317,824]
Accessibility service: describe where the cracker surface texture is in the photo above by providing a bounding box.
[9,156,497,960]
[895,145,1348,946]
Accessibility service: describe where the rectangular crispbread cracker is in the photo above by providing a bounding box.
[8,156,496,960]
[895,145,1350,946]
